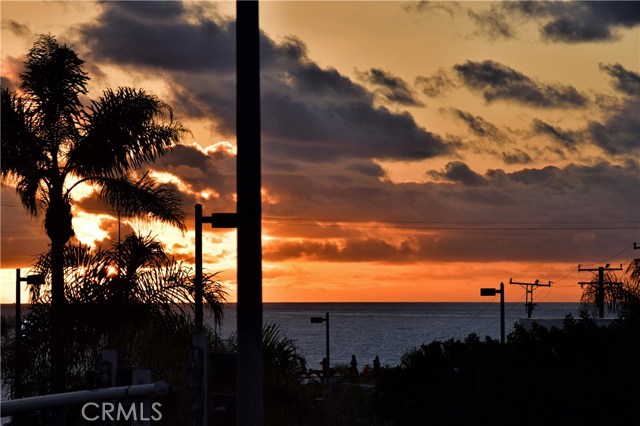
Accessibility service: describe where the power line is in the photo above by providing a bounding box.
[3,202,637,231]
[262,220,638,231]
[597,243,635,264]
[263,215,639,226]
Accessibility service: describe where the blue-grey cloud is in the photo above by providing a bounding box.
[415,69,456,98]
[532,119,579,150]
[454,60,589,108]
[512,1,640,43]
[452,109,502,140]
[600,63,640,97]
[357,68,424,107]
[80,2,236,73]
[428,161,487,187]
[2,19,30,37]
[589,98,640,155]
[264,161,639,262]
[468,2,640,43]
[501,149,533,165]
[79,2,450,162]
[467,6,514,40]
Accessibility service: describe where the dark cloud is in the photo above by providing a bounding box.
[600,63,640,97]
[79,2,236,73]
[263,97,448,162]
[346,162,387,178]
[79,2,450,161]
[357,68,424,107]
[153,143,237,209]
[584,64,640,155]
[264,223,637,264]
[2,19,30,37]
[415,69,456,97]
[468,7,513,40]
[264,238,409,263]
[532,119,579,150]
[589,97,640,155]
[501,149,533,165]
[64,1,638,268]
[428,161,487,187]
[93,217,136,249]
[513,1,640,43]
[468,2,640,43]
[452,109,502,139]
[454,60,589,108]
[261,159,638,263]
[402,1,460,17]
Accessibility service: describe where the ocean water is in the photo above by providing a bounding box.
[0,302,581,370]
[213,302,581,368]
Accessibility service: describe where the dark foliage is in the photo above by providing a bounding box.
[1,233,226,421]
[375,316,640,426]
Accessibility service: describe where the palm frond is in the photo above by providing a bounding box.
[95,173,186,231]
[19,34,88,123]
[1,89,51,216]
[70,87,188,177]
[107,233,169,282]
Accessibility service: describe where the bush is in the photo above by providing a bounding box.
[375,316,640,426]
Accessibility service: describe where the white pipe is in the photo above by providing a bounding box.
[1,381,169,416]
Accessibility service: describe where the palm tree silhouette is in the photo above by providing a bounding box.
[4,233,225,399]
[1,35,187,395]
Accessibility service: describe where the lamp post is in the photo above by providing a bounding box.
[14,269,45,399]
[310,312,331,397]
[193,204,237,426]
[480,283,505,344]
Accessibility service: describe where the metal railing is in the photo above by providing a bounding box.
[1,381,169,417]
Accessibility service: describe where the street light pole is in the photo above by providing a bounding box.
[480,284,505,344]
[15,269,22,400]
[499,282,505,345]
[14,270,45,399]
[195,204,204,334]
[325,312,330,382]
[311,313,331,397]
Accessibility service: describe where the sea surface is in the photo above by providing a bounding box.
[213,302,581,368]
[1,302,581,369]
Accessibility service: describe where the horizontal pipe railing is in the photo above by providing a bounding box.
[1,381,169,417]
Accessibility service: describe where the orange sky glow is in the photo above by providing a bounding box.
[1,1,638,304]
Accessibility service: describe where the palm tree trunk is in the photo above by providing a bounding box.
[49,237,67,425]
[45,189,71,422]
[50,237,66,393]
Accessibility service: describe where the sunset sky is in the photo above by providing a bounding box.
[1,1,639,304]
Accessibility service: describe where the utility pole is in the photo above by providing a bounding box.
[236,1,263,425]
[509,278,551,318]
[578,264,623,318]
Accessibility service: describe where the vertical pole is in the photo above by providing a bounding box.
[597,267,604,319]
[195,204,203,334]
[15,269,22,399]
[499,282,505,345]
[325,312,331,397]
[188,335,208,426]
[236,1,263,425]
[193,205,206,426]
